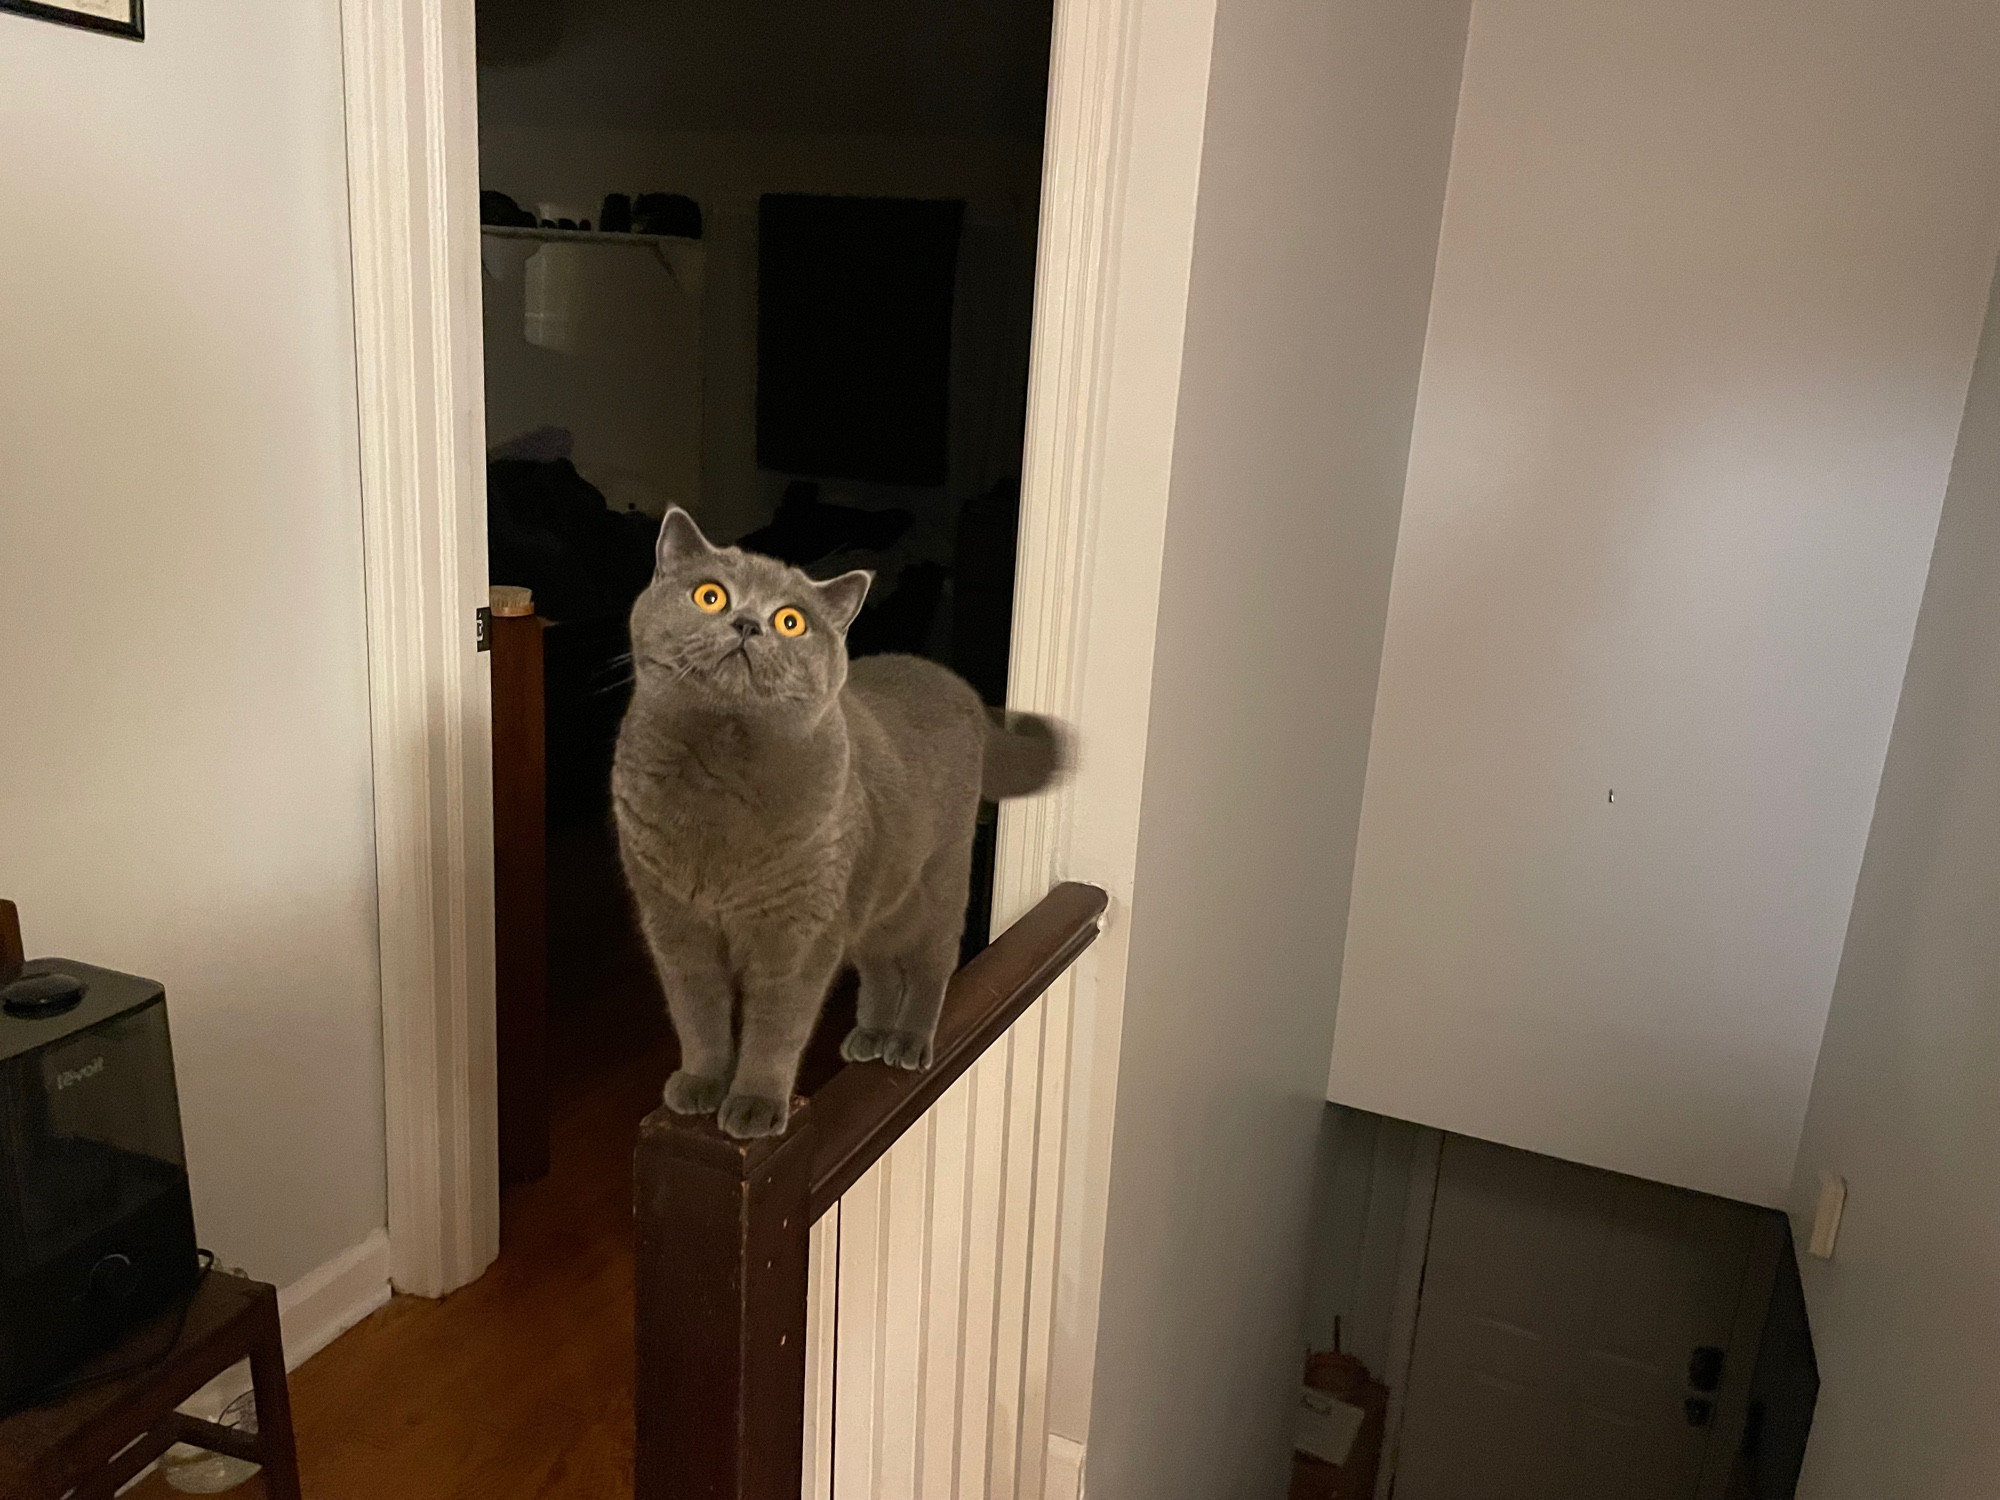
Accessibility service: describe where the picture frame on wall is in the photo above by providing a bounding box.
[0,0,143,40]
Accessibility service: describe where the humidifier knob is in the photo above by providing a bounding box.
[2,971,86,1018]
[89,1253,139,1302]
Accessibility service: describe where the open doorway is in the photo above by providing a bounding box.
[338,0,1187,1473]
[474,0,1056,1349]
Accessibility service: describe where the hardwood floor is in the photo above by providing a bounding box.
[132,826,671,1500]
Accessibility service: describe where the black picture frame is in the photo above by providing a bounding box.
[0,0,143,40]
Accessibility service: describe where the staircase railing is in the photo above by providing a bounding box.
[633,880,1109,1500]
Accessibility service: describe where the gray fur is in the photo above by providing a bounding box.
[981,708,1068,798]
[612,507,1066,1139]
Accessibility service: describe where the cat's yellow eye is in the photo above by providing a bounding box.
[691,581,729,614]
[772,606,808,639]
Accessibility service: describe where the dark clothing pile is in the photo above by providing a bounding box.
[487,457,659,625]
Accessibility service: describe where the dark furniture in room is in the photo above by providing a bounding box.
[0,1269,302,1500]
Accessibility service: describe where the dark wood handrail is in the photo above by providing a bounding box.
[805,881,1104,1215]
[633,880,1108,1500]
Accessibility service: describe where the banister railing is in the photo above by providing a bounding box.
[633,880,1109,1500]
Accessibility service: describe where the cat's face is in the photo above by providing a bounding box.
[629,508,871,714]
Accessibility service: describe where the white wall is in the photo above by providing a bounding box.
[1784,263,2000,1500]
[475,126,1043,542]
[1330,0,2000,1208]
[0,4,385,1290]
[1081,0,1472,1493]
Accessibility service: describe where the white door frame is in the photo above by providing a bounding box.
[335,0,1222,1470]
[339,0,498,1298]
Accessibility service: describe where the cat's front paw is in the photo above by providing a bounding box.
[879,1031,934,1070]
[841,1026,934,1070]
[717,1093,791,1139]
[841,1026,889,1063]
[662,1069,729,1115]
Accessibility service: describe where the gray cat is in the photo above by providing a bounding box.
[612,508,1066,1139]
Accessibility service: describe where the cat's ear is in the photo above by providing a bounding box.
[655,506,716,573]
[816,569,873,633]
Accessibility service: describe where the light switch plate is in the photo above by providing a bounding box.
[1807,1171,1846,1259]
[1296,1386,1366,1466]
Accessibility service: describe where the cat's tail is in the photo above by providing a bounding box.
[981,710,1071,800]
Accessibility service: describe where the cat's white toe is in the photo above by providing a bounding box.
[662,1070,728,1115]
[717,1093,790,1138]
[880,1032,935,1071]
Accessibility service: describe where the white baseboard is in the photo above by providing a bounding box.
[278,1225,393,1370]
[1046,1432,1087,1500]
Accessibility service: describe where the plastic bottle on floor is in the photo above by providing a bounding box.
[160,1389,262,1493]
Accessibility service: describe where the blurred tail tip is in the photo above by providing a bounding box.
[981,710,1071,800]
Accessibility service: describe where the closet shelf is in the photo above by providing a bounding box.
[480,224,697,249]
[479,224,705,300]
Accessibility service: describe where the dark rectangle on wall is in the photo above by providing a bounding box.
[757,195,964,486]
[0,0,143,39]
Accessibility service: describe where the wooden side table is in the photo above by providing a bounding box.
[0,1271,303,1500]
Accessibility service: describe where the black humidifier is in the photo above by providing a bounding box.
[0,902,200,1408]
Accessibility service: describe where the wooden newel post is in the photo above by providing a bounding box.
[630,882,1111,1500]
[634,1105,816,1500]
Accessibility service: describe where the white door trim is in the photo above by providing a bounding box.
[334,5,1220,1474]
[338,0,498,1299]
[990,0,1222,1479]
